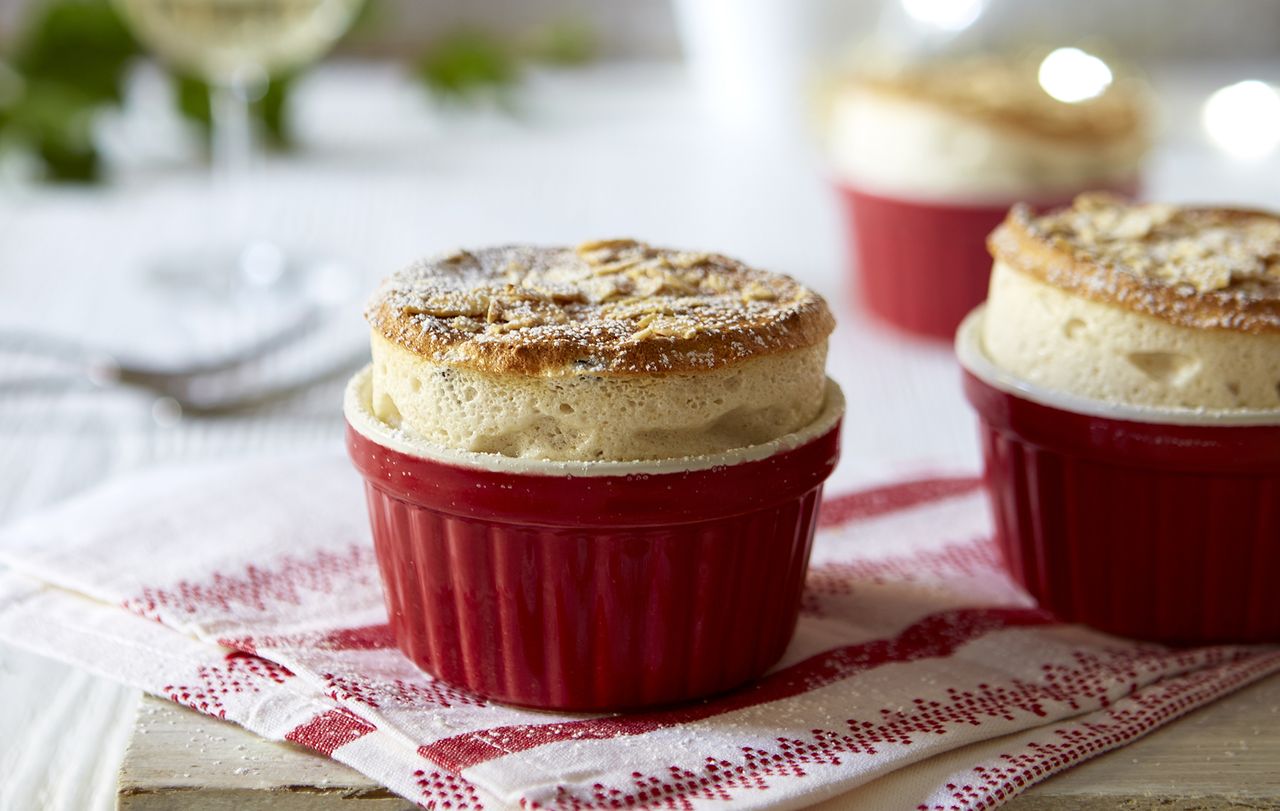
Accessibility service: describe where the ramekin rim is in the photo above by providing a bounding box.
[829,174,1143,209]
[343,365,845,477]
[955,306,1280,427]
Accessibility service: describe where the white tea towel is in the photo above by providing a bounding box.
[0,454,1275,810]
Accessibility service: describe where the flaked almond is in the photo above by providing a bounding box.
[576,239,642,266]
[485,298,504,323]
[403,299,487,319]
[591,257,644,276]
[653,321,698,339]
[668,251,711,269]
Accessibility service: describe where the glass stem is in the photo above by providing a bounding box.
[210,77,253,184]
[209,77,256,288]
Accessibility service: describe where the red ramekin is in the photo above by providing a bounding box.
[836,182,1138,341]
[344,367,844,710]
[957,309,1280,644]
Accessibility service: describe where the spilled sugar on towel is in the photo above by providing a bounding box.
[0,454,1275,810]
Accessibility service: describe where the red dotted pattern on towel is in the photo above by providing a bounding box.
[320,623,398,651]
[218,623,397,657]
[416,608,1054,774]
[161,651,293,720]
[413,769,484,810]
[521,646,1259,810]
[124,543,378,622]
[324,671,486,711]
[285,707,377,756]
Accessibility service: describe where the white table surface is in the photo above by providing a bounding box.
[1,60,1278,811]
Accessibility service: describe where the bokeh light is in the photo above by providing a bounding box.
[1202,80,1280,159]
[1038,48,1113,103]
[900,0,984,32]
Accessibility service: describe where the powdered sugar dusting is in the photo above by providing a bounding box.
[366,240,834,375]
[994,195,1280,333]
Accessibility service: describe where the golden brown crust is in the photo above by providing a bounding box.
[853,55,1147,144]
[366,240,835,376]
[989,194,1280,334]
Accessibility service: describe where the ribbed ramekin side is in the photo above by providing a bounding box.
[980,423,1280,644]
[362,482,824,710]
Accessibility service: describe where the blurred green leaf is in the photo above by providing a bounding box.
[523,19,597,67]
[175,73,296,152]
[256,76,293,149]
[12,0,140,104]
[0,0,139,181]
[416,29,520,104]
[174,73,209,127]
[1,0,303,181]
[348,0,381,36]
[414,19,597,108]
[1,76,102,181]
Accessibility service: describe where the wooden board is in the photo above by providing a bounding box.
[1005,672,1280,810]
[116,698,413,810]
[118,675,1280,809]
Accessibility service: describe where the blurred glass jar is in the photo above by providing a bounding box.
[822,0,1153,340]
[672,0,882,145]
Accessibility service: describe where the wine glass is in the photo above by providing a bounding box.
[115,0,364,303]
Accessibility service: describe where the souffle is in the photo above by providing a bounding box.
[828,55,1149,203]
[827,52,1150,340]
[364,239,836,461]
[983,194,1280,410]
